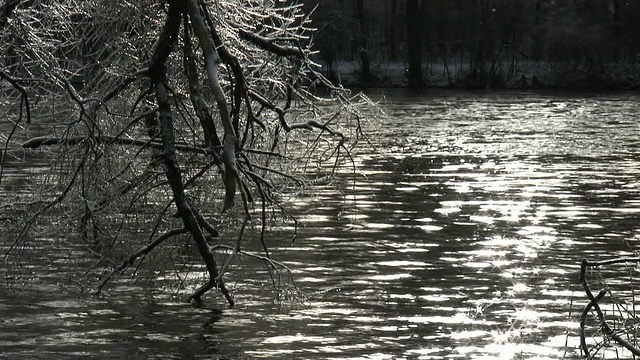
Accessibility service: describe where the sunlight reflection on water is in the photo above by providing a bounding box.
[3,91,640,358]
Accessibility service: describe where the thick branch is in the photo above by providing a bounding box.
[147,2,181,81]
[148,0,232,306]
[201,6,265,139]
[182,22,222,156]
[186,0,238,212]
[156,80,232,306]
[238,29,303,57]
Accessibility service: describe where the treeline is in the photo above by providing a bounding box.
[303,0,640,89]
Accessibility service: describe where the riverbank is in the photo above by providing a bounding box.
[319,60,640,90]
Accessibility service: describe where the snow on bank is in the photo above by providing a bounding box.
[317,60,640,90]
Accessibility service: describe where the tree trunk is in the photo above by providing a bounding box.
[386,0,398,60]
[355,0,372,86]
[612,0,621,61]
[406,0,425,88]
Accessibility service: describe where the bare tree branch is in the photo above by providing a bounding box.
[238,28,303,57]
[22,135,211,154]
[97,228,190,293]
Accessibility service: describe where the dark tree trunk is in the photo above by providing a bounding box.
[355,0,372,86]
[471,0,493,87]
[612,0,621,61]
[534,0,542,25]
[531,0,544,60]
[386,0,398,60]
[406,0,425,88]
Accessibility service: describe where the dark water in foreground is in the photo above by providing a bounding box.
[2,90,640,359]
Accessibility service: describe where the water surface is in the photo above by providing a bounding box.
[3,90,640,359]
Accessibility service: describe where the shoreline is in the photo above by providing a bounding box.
[317,60,640,91]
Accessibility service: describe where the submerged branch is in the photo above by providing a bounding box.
[579,258,640,357]
[216,214,249,281]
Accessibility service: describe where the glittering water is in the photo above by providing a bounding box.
[2,90,640,359]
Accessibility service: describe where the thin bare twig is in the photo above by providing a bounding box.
[97,228,189,293]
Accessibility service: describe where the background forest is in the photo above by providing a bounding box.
[304,0,640,89]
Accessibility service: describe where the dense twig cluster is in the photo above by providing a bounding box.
[0,0,370,305]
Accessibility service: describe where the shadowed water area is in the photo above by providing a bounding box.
[2,90,640,359]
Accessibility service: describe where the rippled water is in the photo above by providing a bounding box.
[2,90,640,359]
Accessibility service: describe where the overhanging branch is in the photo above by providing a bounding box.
[238,28,303,57]
[22,135,212,154]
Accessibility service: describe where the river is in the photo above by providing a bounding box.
[2,89,640,359]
